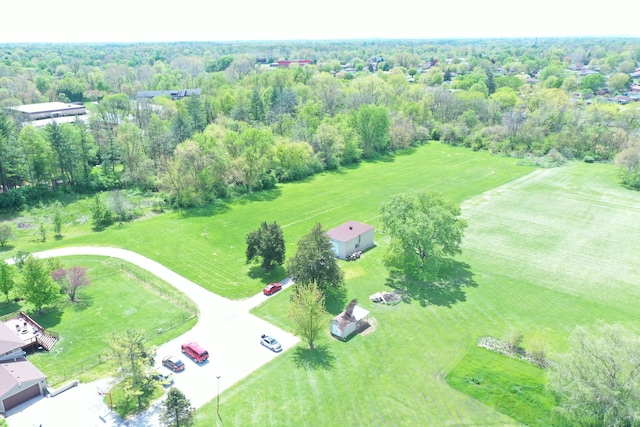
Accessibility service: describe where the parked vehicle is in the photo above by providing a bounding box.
[151,372,174,387]
[181,341,209,363]
[162,355,185,372]
[260,334,282,352]
[263,283,282,295]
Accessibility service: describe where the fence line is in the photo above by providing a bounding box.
[47,311,196,385]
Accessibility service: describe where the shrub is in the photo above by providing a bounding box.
[583,155,595,163]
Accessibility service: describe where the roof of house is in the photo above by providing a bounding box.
[0,323,24,355]
[0,358,46,396]
[326,221,374,243]
[332,303,369,328]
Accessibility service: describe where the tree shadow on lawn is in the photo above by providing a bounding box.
[0,244,15,253]
[0,300,21,316]
[233,186,283,205]
[324,285,348,316]
[292,343,335,371]
[30,306,63,329]
[68,294,94,312]
[247,264,286,283]
[386,260,477,308]
[178,199,231,218]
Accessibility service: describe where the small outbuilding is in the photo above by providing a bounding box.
[326,221,375,260]
[330,299,370,341]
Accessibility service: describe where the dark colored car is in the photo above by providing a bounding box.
[162,355,185,372]
[151,372,174,387]
[260,334,282,352]
[263,283,282,295]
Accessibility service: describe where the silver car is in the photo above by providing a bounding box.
[260,334,282,352]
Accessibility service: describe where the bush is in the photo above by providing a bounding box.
[583,156,595,163]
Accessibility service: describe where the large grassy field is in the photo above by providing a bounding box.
[4,143,640,425]
[2,144,534,300]
[191,158,640,425]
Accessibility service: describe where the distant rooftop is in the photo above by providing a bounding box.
[137,89,201,99]
[10,102,84,114]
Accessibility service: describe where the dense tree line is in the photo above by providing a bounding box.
[1,38,640,211]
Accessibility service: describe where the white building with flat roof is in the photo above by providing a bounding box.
[8,102,86,122]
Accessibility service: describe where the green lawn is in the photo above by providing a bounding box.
[2,144,535,300]
[3,144,640,425]
[194,158,640,425]
[445,346,555,427]
[6,256,197,387]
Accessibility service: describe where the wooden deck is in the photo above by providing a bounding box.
[3,311,59,351]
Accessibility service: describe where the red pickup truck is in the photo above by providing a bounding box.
[181,341,209,363]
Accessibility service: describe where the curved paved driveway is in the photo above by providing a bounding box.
[6,247,298,427]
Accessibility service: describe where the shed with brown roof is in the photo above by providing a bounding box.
[326,221,375,260]
[330,299,369,340]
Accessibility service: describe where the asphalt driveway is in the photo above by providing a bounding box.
[5,247,298,427]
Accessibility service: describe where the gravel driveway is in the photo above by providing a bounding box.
[5,247,298,427]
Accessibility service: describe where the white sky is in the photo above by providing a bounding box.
[1,0,638,44]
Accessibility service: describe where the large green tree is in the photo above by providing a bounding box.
[380,191,467,280]
[0,262,16,303]
[245,221,285,271]
[580,73,606,93]
[287,283,327,350]
[107,329,155,409]
[548,323,640,426]
[286,223,344,295]
[0,112,21,192]
[18,255,60,313]
[350,104,390,158]
[0,223,14,247]
[161,387,195,427]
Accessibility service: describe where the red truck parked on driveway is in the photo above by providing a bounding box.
[181,341,209,363]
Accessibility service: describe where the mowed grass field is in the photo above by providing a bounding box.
[191,158,640,425]
[5,143,640,425]
[5,143,534,300]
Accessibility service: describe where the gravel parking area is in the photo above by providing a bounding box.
[5,247,298,427]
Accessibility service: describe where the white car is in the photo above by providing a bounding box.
[260,334,282,352]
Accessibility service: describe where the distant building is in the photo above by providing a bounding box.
[270,60,312,68]
[8,102,86,122]
[326,221,375,260]
[136,89,201,100]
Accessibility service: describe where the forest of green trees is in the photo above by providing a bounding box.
[0,38,639,212]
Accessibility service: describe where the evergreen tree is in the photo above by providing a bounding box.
[161,387,195,427]
[245,221,285,271]
[286,223,344,294]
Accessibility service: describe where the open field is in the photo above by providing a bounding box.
[193,159,640,425]
[2,144,535,300]
[4,144,640,425]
